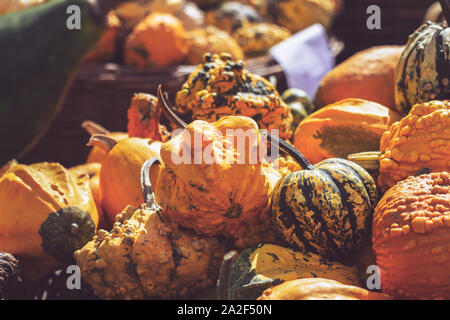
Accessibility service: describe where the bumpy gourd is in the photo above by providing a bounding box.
[75,159,225,299]
[232,22,291,58]
[124,12,188,68]
[228,244,360,299]
[126,92,170,141]
[394,18,450,115]
[155,114,283,249]
[258,278,391,300]
[174,53,294,139]
[293,98,401,164]
[372,172,450,299]
[268,134,378,261]
[0,161,98,280]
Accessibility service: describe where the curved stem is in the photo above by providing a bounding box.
[262,131,314,170]
[217,250,239,300]
[438,0,450,22]
[140,158,163,220]
[81,120,110,136]
[86,134,117,152]
[157,84,187,129]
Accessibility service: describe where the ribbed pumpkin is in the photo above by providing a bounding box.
[124,12,188,68]
[227,244,360,300]
[349,100,450,192]
[293,98,402,164]
[75,159,225,299]
[0,161,98,281]
[174,53,294,140]
[258,278,391,300]
[394,5,450,115]
[87,135,161,226]
[269,134,378,261]
[372,171,450,299]
[314,46,404,111]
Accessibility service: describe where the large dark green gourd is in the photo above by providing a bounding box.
[266,133,377,262]
[0,0,126,166]
[39,206,95,264]
[394,0,450,115]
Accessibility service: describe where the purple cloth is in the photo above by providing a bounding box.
[270,23,334,99]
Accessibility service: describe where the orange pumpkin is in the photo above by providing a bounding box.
[372,171,450,300]
[124,12,188,68]
[293,98,402,164]
[314,46,404,111]
[258,278,391,300]
[87,135,162,226]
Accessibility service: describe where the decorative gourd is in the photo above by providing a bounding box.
[185,26,244,65]
[87,134,162,226]
[126,92,170,141]
[124,12,188,68]
[84,11,121,62]
[232,22,291,58]
[267,0,338,33]
[268,133,378,261]
[372,171,450,299]
[257,278,391,300]
[174,53,294,140]
[205,1,263,34]
[156,87,282,248]
[348,100,450,192]
[227,244,360,300]
[0,161,98,281]
[82,120,128,164]
[314,46,404,111]
[75,158,225,299]
[282,88,314,130]
[69,162,106,229]
[0,252,19,298]
[293,98,402,164]
[394,1,450,115]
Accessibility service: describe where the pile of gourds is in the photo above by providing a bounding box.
[0,2,449,300]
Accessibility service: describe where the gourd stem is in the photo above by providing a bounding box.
[438,0,450,22]
[157,85,188,129]
[347,151,381,171]
[140,158,164,222]
[263,131,314,170]
[86,134,117,152]
[81,120,110,136]
[217,250,239,300]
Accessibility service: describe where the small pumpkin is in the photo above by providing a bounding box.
[174,53,294,140]
[227,244,360,300]
[394,2,450,115]
[372,171,450,299]
[126,92,170,141]
[0,161,98,281]
[257,278,391,300]
[205,1,263,34]
[269,133,378,261]
[348,100,450,192]
[267,0,338,33]
[124,12,188,68]
[87,134,162,226]
[232,22,291,58]
[75,158,225,299]
[82,120,128,164]
[293,98,402,164]
[184,26,244,65]
[282,88,314,130]
[314,46,404,111]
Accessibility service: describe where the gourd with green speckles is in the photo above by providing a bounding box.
[293,98,401,164]
[0,161,98,281]
[282,88,314,130]
[174,53,294,140]
[394,2,450,115]
[266,133,378,261]
[227,244,360,300]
